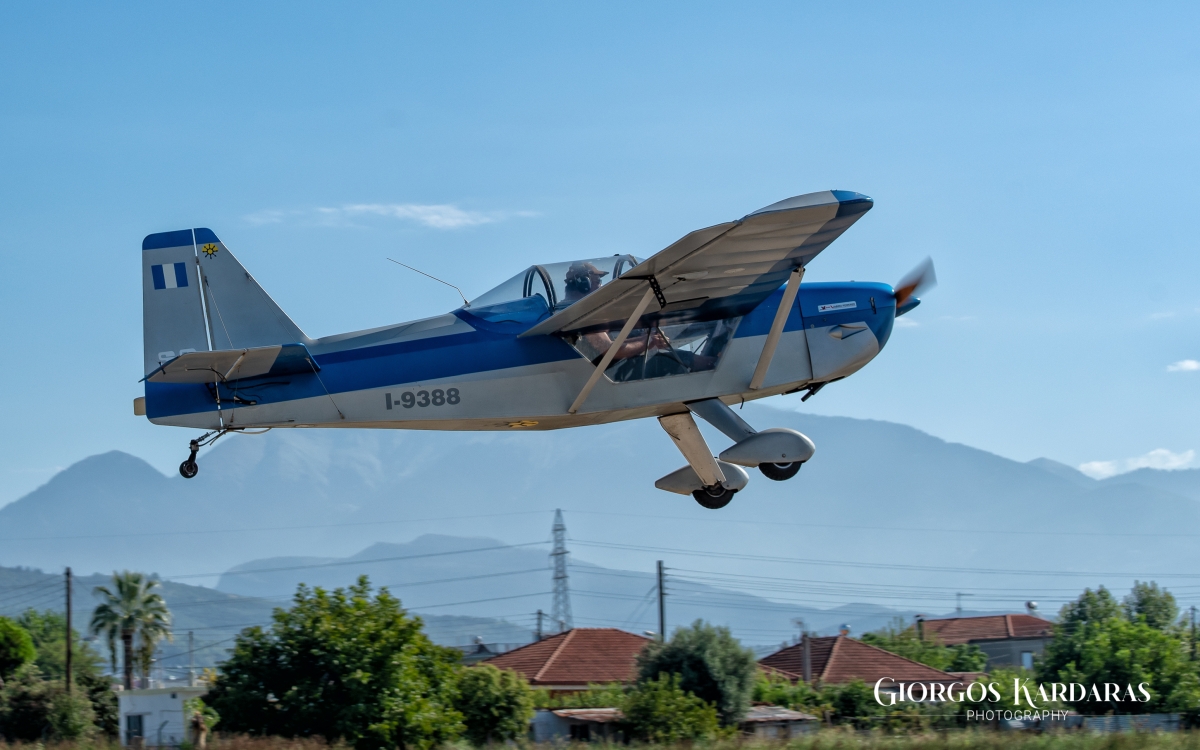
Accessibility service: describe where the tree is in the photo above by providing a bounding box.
[89,571,172,690]
[636,620,757,725]
[0,616,36,681]
[207,576,463,750]
[1038,584,1200,714]
[16,609,104,682]
[861,617,988,672]
[454,665,534,746]
[621,674,720,743]
[1124,581,1179,631]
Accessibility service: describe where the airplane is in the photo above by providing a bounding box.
[137,189,933,509]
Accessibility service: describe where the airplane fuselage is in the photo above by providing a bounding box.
[146,281,896,431]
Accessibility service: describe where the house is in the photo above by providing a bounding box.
[759,635,967,690]
[118,687,207,747]
[920,614,1053,669]
[739,705,820,738]
[480,627,651,693]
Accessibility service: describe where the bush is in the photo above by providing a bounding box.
[636,620,757,725]
[0,664,52,740]
[621,673,720,743]
[454,665,534,746]
[48,688,96,740]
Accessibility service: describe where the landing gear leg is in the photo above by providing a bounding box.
[178,427,243,479]
[179,440,200,479]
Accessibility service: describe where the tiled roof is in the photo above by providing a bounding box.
[481,628,651,686]
[921,614,1053,645]
[759,636,963,685]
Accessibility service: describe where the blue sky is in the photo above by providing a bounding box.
[1,2,1197,505]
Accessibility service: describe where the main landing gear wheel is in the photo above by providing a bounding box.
[692,485,737,509]
[759,461,802,481]
[179,439,200,479]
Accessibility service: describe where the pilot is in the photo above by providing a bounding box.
[564,261,668,366]
[562,261,608,302]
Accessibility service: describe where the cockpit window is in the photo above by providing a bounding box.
[471,254,642,310]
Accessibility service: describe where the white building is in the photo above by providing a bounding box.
[118,687,207,747]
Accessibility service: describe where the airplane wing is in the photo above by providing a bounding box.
[143,343,317,383]
[519,190,872,337]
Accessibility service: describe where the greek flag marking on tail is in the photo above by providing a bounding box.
[151,262,189,290]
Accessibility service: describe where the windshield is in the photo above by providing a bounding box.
[471,254,642,310]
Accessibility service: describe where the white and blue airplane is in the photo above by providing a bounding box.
[138,190,932,508]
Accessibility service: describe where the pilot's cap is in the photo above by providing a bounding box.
[565,261,609,282]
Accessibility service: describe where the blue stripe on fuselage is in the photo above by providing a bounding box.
[145,326,582,417]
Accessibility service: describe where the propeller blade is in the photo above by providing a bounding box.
[894,257,937,308]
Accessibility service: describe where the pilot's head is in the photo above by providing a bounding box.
[564,262,608,297]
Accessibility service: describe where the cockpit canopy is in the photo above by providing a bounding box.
[471,254,643,311]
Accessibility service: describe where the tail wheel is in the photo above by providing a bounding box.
[759,461,801,481]
[692,485,736,509]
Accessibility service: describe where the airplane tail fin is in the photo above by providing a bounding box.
[141,228,307,377]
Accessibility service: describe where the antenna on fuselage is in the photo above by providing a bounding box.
[386,258,471,308]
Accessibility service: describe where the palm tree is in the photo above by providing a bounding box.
[90,571,172,690]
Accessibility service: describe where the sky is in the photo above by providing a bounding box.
[1,2,1198,506]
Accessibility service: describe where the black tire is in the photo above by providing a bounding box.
[692,485,736,509]
[759,461,802,481]
[179,461,199,479]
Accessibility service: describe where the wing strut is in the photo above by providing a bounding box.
[748,266,804,390]
[567,287,658,415]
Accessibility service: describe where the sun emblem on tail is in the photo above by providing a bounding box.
[201,243,219,257]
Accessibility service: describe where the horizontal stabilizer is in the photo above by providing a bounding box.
[144,344,317,384]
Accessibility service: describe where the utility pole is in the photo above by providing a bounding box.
[535,610,544,641]
[550,510,574,631]
[64,567,72,695]
[955,592,972,614]
[188,631,195,687]
[656,560,666,642]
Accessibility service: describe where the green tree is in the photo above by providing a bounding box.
[1124,581,1179,631]
[16,609,104,681]
[1039,584,1200,714]
[89,571,172,690]
[79,670,119,737]
[207,576,463,750]
[621,673,720,742]
[0,616,36,680]
[861,618,987,672]
[636,620,757,725]
[454,665,534,746]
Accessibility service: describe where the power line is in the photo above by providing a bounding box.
[570,538,1200,579]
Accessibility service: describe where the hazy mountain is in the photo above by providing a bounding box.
[214,533,933,644]
[2,405,1197,645]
